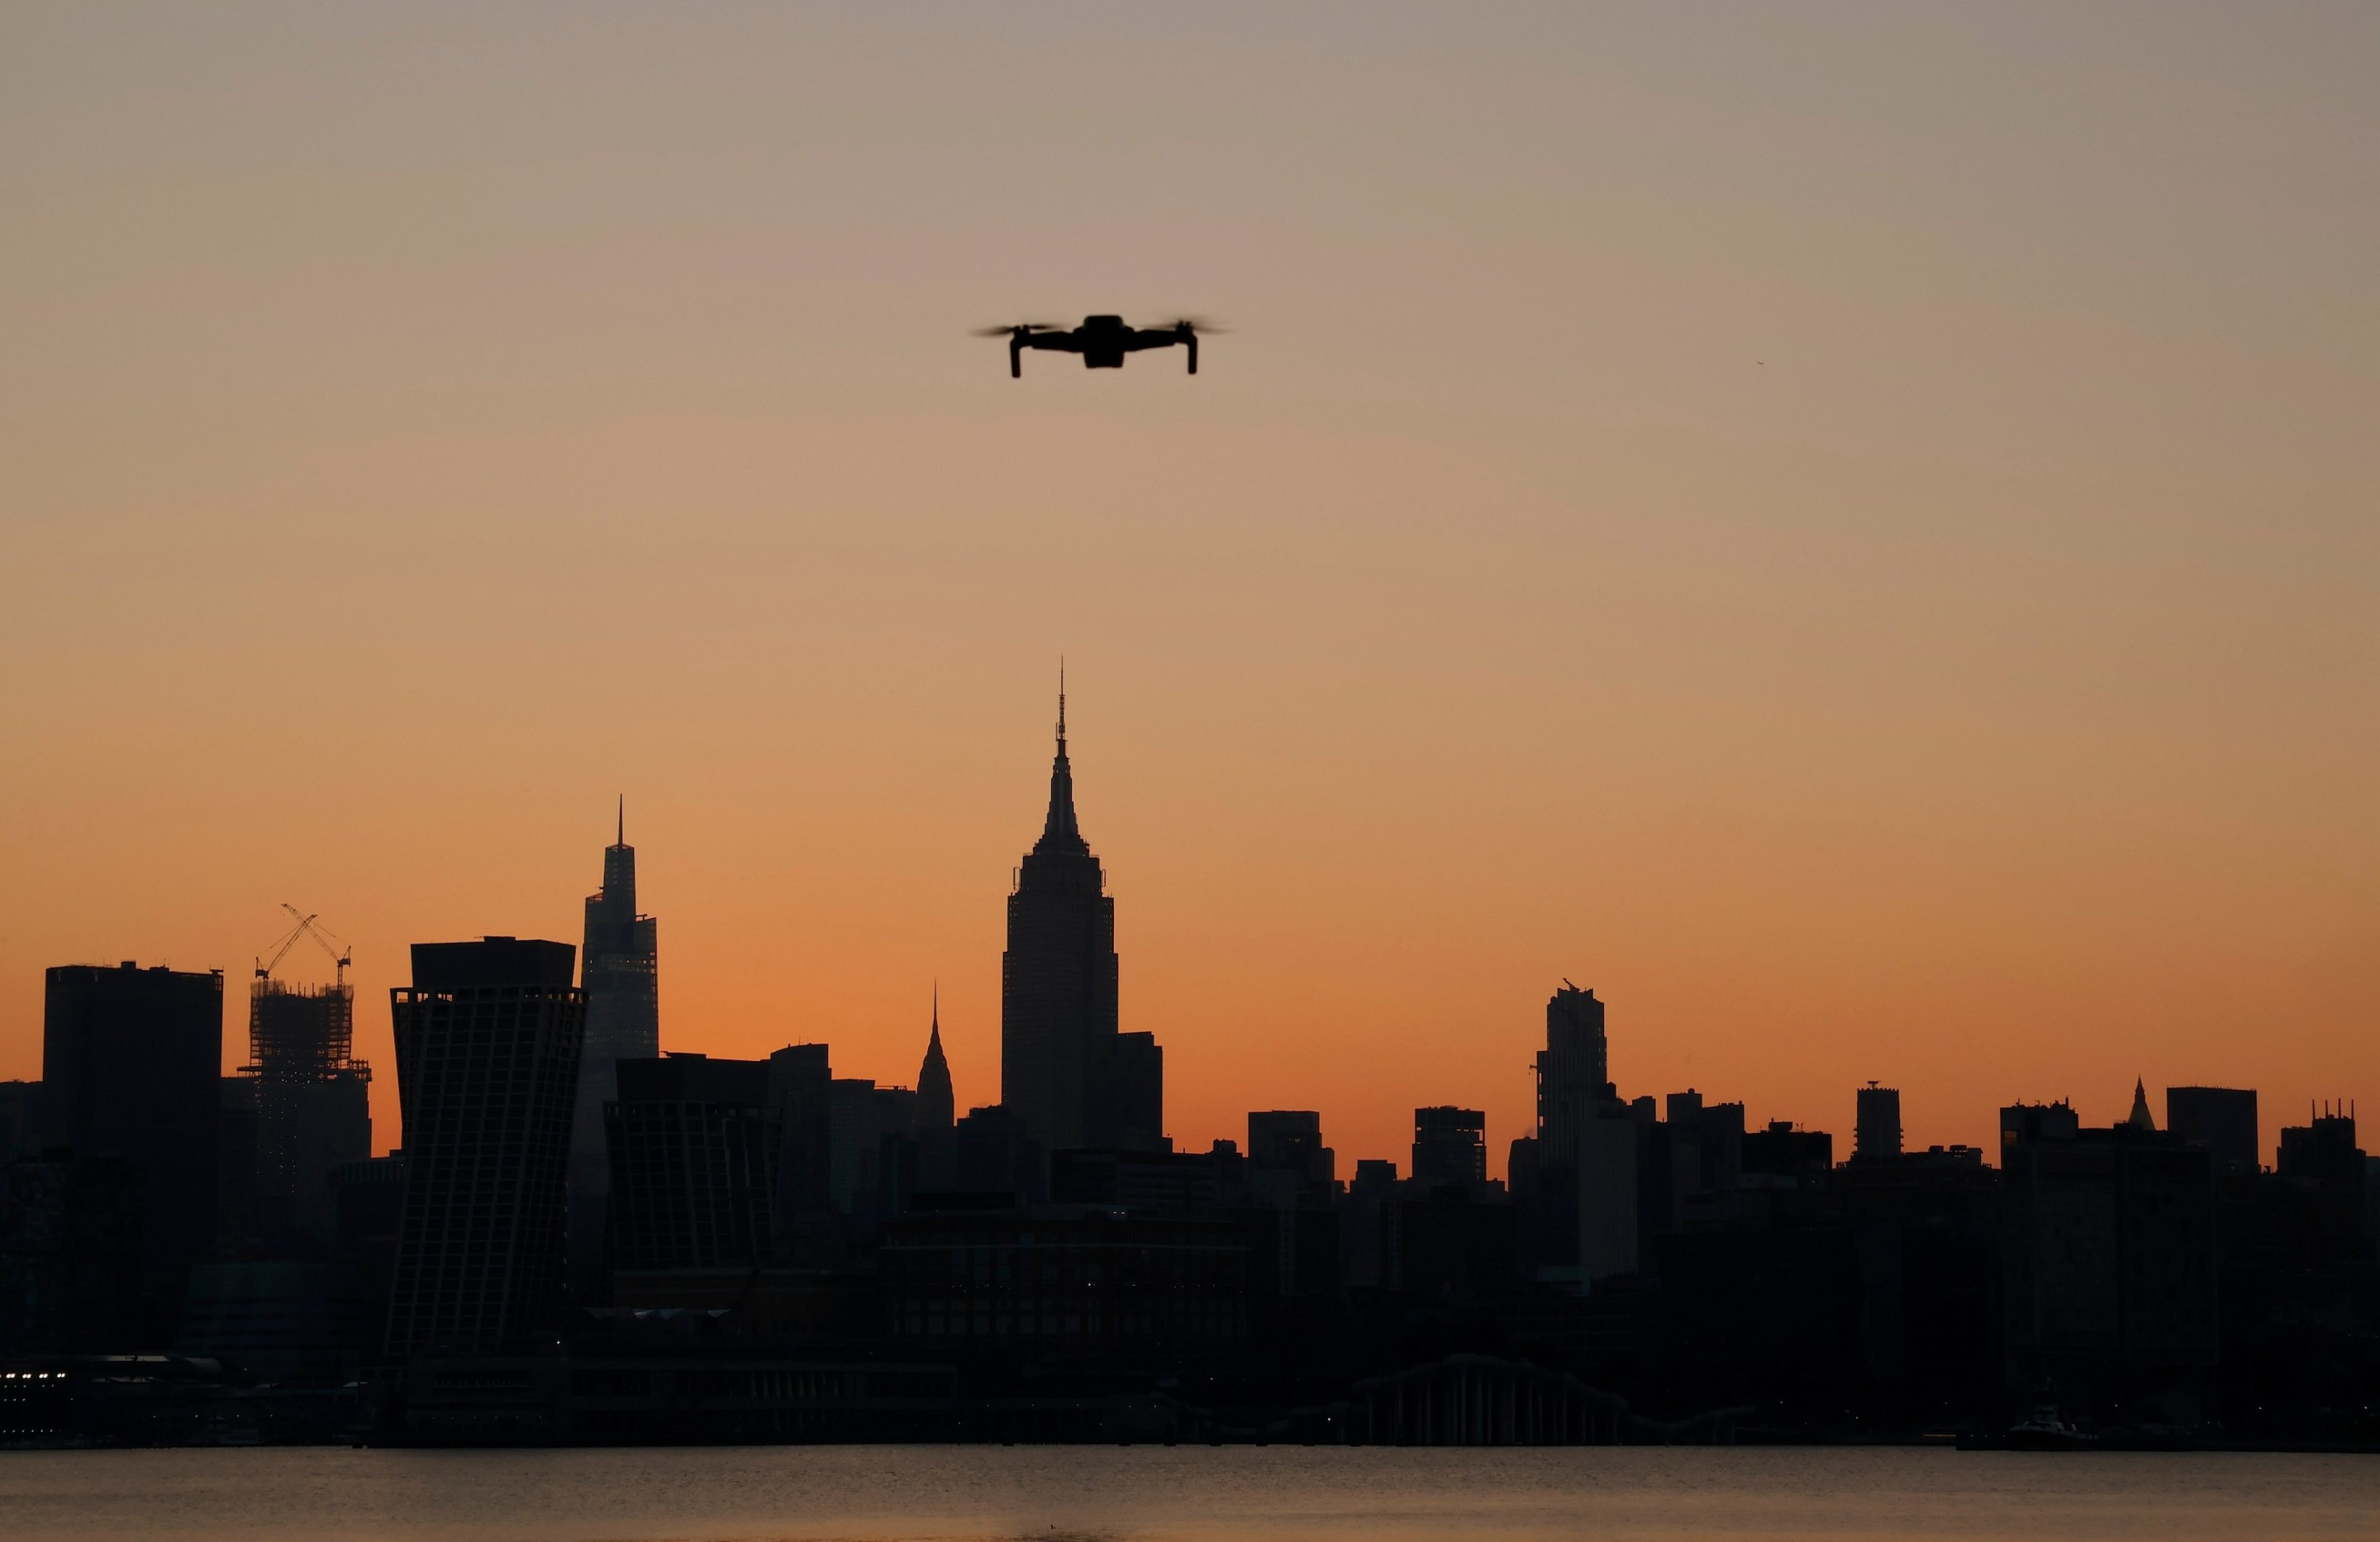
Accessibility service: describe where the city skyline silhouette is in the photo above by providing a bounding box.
[2,0,2370,1259]
[3,677,2363,1185]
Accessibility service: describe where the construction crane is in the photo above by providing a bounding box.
[255,904,352,986]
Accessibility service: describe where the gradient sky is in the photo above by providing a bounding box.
[3,4,2374,1173]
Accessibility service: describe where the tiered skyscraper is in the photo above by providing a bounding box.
[569,802,659,1294]
[1519,980,1639,1283]
[1536,981,1609,1156]
[1001,688,1163,1159]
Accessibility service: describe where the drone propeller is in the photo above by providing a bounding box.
[1158,316,1228,335]
[970,322,1063,337]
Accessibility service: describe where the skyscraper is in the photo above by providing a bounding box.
[916,997,958,1192]
[385,938,583,1358]
[1000,686,1162,1159]
[2167,1086,2259,1178]
[829,1077,920,1232]
[1411,1106,1488,1186]
[41,962,224,1336]
[765,1043,834,1239]
[1520,981,1637,1284]
[1249,1111,1330,1176]
[569,803,659,1296]
[1854,1083,1902,1165]
[918,994,954,1135]
[1536,982,1608,1162]
[604,1054,774,1276]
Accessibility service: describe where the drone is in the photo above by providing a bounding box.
[973,315,1220,378]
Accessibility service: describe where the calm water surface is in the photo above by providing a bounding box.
[2,1445,2376,1542]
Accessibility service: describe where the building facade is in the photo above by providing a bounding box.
[883,1205,1250,1350]
[1411,1106,1488,1187]
[2000,1116,2219,1421]
[40,962,225,1334]
[2168,1087,2259,1178]
[386,938,584,1358]
[765,1044,834,1243]
[603,1054,774,1275]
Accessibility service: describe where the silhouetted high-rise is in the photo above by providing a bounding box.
[41,962,224,1336]
[1250,1111,1333,1183]
[1537,982,1608,1161]
[831,1077,921,1233]
[1001,688,1162,1158]
[569,803,659,1296]
[917,997,958,1190]
[386,938,583,1358]
[1512,980,1640,1285]
[0,1080,40,1163]
[766,1044,834,1238]
[2000,1102,2217,1416]
[2167,1087,2259,1178]
[1853,1083,1902,1165]
[918,995,954,1135]
[604,1054,774,1275]
[1412,1106,1488,1186]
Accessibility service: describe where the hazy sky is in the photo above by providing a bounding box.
[3,3,2374,1170]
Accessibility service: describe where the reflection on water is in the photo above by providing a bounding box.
[2,1444,2378,1542]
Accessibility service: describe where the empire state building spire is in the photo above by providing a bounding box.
[1037,670,1086,855]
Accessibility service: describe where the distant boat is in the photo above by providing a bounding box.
[1963,1404,2098,1451]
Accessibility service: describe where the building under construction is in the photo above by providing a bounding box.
[226,910,372,1254]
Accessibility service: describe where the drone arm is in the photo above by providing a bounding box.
[1010,333,1024,378]
[1186,332,1197,375]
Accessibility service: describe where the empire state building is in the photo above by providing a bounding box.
[1001,688,1164,1155]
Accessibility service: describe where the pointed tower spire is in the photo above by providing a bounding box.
[2125,1077,2156,1131]
[918,982,954,1132]
[597,799,636,913]
[1035,665,1086,854]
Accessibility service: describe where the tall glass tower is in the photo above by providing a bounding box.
[568,802,659,1297]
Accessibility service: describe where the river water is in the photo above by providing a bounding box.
[2,1445,2376,1541]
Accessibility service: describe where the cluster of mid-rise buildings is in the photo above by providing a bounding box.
[2,697,2374,1447]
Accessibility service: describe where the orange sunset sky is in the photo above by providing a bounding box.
[2,5,2373,1174]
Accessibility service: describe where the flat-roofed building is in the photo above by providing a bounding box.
[604,1054,774,1276]
[385,938,583,1358]
[42,961,224,1335]
[2168,1087,2259,1178]
[1411,1106,1488,1187]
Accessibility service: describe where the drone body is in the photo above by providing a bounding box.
[976,315,1215,377]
